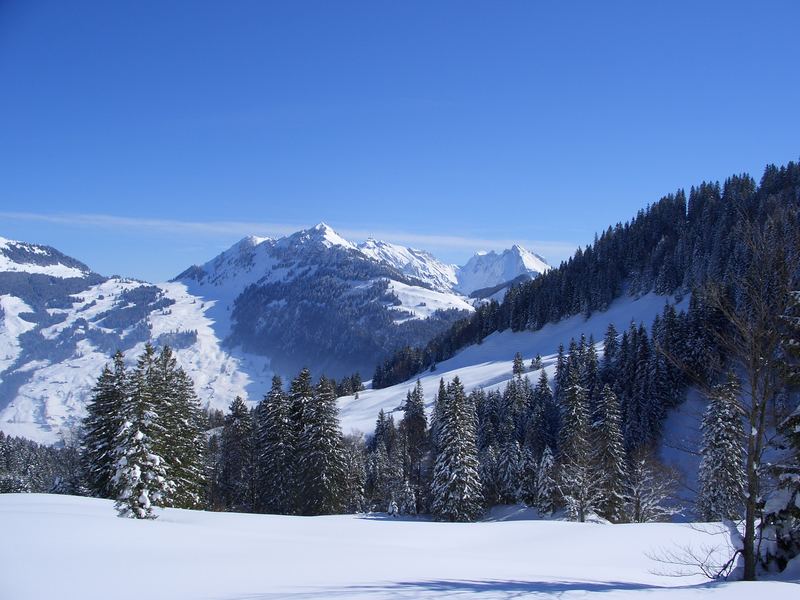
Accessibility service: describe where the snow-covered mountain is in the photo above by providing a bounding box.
[0,237,92,279]
[0,226,549,443]
[356,238,458,293]
[0,259,269,444]
[176,223,474,379]
[455,244,550,296]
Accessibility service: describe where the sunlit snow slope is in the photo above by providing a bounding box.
[1,494,797,600]
[339,293,689,434]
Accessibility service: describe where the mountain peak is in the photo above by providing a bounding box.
[289,223,355,250]
[240,235,271,247]
[0,237,92,279]
[455,243,549,295]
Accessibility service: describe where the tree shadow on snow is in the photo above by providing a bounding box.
[232,578,718,599]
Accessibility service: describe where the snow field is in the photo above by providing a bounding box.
[1,494,796,600]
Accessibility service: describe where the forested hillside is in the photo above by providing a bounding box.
[374,162,800,388]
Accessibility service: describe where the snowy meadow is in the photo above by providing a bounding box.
[1,494,797,600]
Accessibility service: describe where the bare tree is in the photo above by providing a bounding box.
[649,522,742,579]
[700,213,792,580]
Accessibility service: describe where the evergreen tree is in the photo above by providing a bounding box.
[601,323,619,384]
[512,352,526,376]
[496,440,521,504]
[594,385,627,522]
[152,346,206,509]
[479,445,500,507]
[111,344,172,519]
[257,376,295,514]
[82,351,128,498]
[218,396,256,512]
[559,367,599,522]
[529,369,558,457]
[430,378,448,452]
[430,377,483,521]
[517,447,538,506]
[535,446,557,515]
[341,434,367,513]
[697,372,745,521]
[530,354,543,371]
[297,378,346,515]
[401,380,428,514]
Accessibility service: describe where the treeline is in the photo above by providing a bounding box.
[207,371,365,515]
[363,300,707,523]
[0,432,82,494]
[374,162,800,388]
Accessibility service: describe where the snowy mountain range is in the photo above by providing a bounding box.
[0,227,548,443]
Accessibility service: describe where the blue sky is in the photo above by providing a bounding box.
[1,1,799,282]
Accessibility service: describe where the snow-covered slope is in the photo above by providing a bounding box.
[456,244,550,295]
[3,494,797,600]
[339,292,689,434]
[0,276,272,443]
[358,238,459,293]
[0,236,91,278]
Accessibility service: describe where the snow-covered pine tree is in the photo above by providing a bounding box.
[341,434,367,513]
[430,378,448,453]
[535,445,557,515]
[517,447,538,506]
[496,440,521,505]
[582,338,600,409]
[430,377,483,521]
[601,323,619,384]
[401,380,428,514]
[593,384,627,522]
[479,445,500,507]
[297,377,346,515]
[558,367,600,522]
[257,376,296,514]
[153,346,206,509]
[697,372,745,521]
[512,352,526,376]
[527,369,558,458]
[530,354,543,371]
[111,344,172,519]
[82,350,128,498]
[289,368,315,434]
[365,437,397,509]
[218,396,256,512]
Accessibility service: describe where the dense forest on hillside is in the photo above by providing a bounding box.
[374,162,800,388]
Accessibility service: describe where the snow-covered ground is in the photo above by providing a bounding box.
[1,494,796,600]
[339,292,689,435]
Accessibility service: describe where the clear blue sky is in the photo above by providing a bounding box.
[1,0,798,282]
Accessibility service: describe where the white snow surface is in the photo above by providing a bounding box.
[1,494,797,600]
[0,295,35,374]
[339,292,689,435]
[386,279,474,322]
